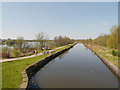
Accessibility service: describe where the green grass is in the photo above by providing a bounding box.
[91,46,119,68]
[51,44,74,54]
[2,43,75,88]
[2,54,48,88]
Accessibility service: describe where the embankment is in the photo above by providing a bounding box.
[84,44,120,79]
[20,43,76,88]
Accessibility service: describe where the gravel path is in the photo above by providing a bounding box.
[98,46,112,52]
[0,46,65,63]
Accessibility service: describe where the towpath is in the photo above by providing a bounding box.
[0,46,65,63]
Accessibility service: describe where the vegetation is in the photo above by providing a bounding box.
[112,50,117,56]
[14,37,27,53]
[2,54,48,88]
[35,32,49,50]
[54,36,74,47]
[12,49,21,57]
[47,40,56,49]
[81,25,119,68]
[51,44,75,54]
[6,38,16,46]
[1,47,10,58]
[80,25,119,56]
[1,32,74,59]
[88,45,119,68]
[2,43,75,88]
[1,37,35,58]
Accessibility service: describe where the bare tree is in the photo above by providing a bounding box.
[36,32,49,50]
[47,40,56,49]
[54,36,58,47]
[54,36,73,46]
[14,37,27,53]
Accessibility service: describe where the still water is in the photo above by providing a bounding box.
[29,43,118,88]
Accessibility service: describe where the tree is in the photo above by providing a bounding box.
[54,36,58,47]
[47,41,56,49]
[14,37,27,53]
[6,38,16,46]
[94,34,109,46]
[106,25,118,49]
[53,36,73,46]
[36,32,49,50]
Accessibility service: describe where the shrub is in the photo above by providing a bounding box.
[116,51,120,57]
[12,49,21,57]
[112,50,117,56]
[2,47,10,58]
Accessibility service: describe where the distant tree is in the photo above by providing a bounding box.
[85,38,93,44]
[2,46,10,58]
[95,34,109,46]
[118,26,120,50]
[47,41,56,49]
[6,38,16,46]
[106,25,118,49]
[36,32,49,50]
[53,36,73,46]
[14,37,27,53]
[54,36,58,47]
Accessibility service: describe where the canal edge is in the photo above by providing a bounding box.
[84,44,120,80]
[19,43,77,89]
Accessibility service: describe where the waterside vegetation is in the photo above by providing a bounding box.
[80,25,119,68]
[1,32,74,58]
[2,43,76,88]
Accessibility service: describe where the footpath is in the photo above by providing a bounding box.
[0,46,65,63]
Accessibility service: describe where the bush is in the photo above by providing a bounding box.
[112,50,117,56]
[112,50,120,57]
[2,47,10,58]
[12,49,21,57]
[116,51,120,57]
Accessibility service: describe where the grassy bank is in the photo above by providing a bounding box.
[51,44,74,54]
[2,43,76,88]
[2,54,48,88]
[86,44,119,68]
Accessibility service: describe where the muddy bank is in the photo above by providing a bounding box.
[20,44,76,88]
[84,44,120,79]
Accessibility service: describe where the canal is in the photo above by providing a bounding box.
[28,43,118,88]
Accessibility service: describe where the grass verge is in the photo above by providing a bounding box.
[2,54,48,88]
[51,44,74,54]
[2,43,75,88]
[87,44,119,68]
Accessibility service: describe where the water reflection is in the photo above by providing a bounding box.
[58,50,69,59]
[28,44,119,88]
[39,51,69,71]
[41,59,56,71]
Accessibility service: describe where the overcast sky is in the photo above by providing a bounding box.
[2,2,118,40]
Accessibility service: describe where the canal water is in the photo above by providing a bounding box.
[28,43,118,88]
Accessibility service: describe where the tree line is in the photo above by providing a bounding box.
[80,25,119,49]
[80,25,119,57]
[1,32,74,58]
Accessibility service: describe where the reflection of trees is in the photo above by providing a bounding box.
[58,50,69,59]
[50,59,55,64]
[40,50,69,71]
[41,59,55,71]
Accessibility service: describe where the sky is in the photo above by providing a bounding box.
[2,2,118,40]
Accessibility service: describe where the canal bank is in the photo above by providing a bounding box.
[20,43,76,88]
[28,43,118,88]
[84,44,120,79]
